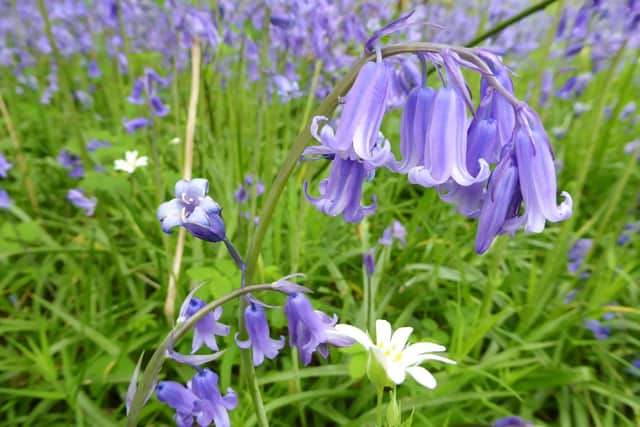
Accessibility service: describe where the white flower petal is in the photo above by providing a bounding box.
[136,156,149,167]
[406,366,437,389]
[390,326,413,351]
[402,342,447,360]
[334,324,373,349]
[412,354,457,366]
[384,359,407,384]
[375,319,392,346]
[114,159,133,173]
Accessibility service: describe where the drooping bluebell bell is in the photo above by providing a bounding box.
[87,60,101,78]
[303,155,377,223]
[190,369,237,427]
[474,148,523,254]
[0,189,11,209]
[235,303,285,367]
[57,149,84,179]
[284,292,353,365]
[378,220,407,247]
[617,222,639,246]
[0,153,12,178]
[123,117,150,134]
[180,297,230,353]
[584,319,610,340]
[234,186,248,204]
[66,189,97,216]
[493,416,532,427]
[157,178,226,243]
[86,139,111,152]
[156,369,237,427]
[513,107,572,233]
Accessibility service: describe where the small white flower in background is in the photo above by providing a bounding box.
[335,319,455,389]
[114,150,148,174]
[169,137,180,145]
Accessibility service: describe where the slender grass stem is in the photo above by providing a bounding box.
[164,40,202,321]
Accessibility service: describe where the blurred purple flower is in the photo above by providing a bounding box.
[363,248,375,277]
[123,117,150,134]
[379,220,407,247]
[57,149,84,179]
[0,154,13,178]
[0,189,12,209]
[584,319,610,340]
[86,139,111,152]
[66,189,96,216]
[568,238,592,274]
[494,416,531,427]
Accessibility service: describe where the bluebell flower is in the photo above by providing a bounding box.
[493,416,531,427]
[86,139,111,152]
[567,238,592,274]
[0,153,13,178]
[66,189,96,216]
[57,149,84,179]
[156,381,197,427]
[513,107,572,233]
[406,86,490,188]
[156,369,237,427]
[150,95,170,117]
[378,220,407,247]
[363,248,375,277]
[181,297,230,353]
[584,319,610,340]
[304,156,377,223]
[87,60,100,79]
[157,178,226,243]
[284,292,353,365]
[628,359,640,377]
[0,189,11,209]
[123,117,150,134]
[235,303,285,367]
[127,79,145,105]
[563,289,578,304]
[474,148,523,254]
[190,369,237,427]
[234,186,248,204]
[619,102,636,120]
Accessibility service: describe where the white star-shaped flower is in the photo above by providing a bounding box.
[335,319,455,389]
[114,150,148,174]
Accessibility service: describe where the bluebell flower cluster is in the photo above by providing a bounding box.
[124,68,170,134]
[304,46,572,253]
[66,188,96,216]
[57,149,84,179]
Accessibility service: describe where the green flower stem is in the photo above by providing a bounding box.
[126,283,283,426]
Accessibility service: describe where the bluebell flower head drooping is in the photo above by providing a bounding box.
[182,297,230,353]
[57,149,84,179]
[235,303,285,367]
[0,189,12,209]
[190,369,238,427]
[284,292,354,365]
[156,369,237,427]
[406,85,490,188]
[567,238,592,274]
[157,178,226,243]
[86,139,111,152]
[493,416,532,427]
[378,220,407,246]
[474,148,523,254]
[234,186,248,204]
[514,107,572,233]
[304,156,377,223]
[0,153,13,178]
[123,117,150,134]
[156,381,197,427]
[584,319,610,340]
[334,60,391,166]
[127,79,145,105]
[67,189,96,216]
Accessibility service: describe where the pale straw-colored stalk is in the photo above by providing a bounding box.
[164,39,201,320]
